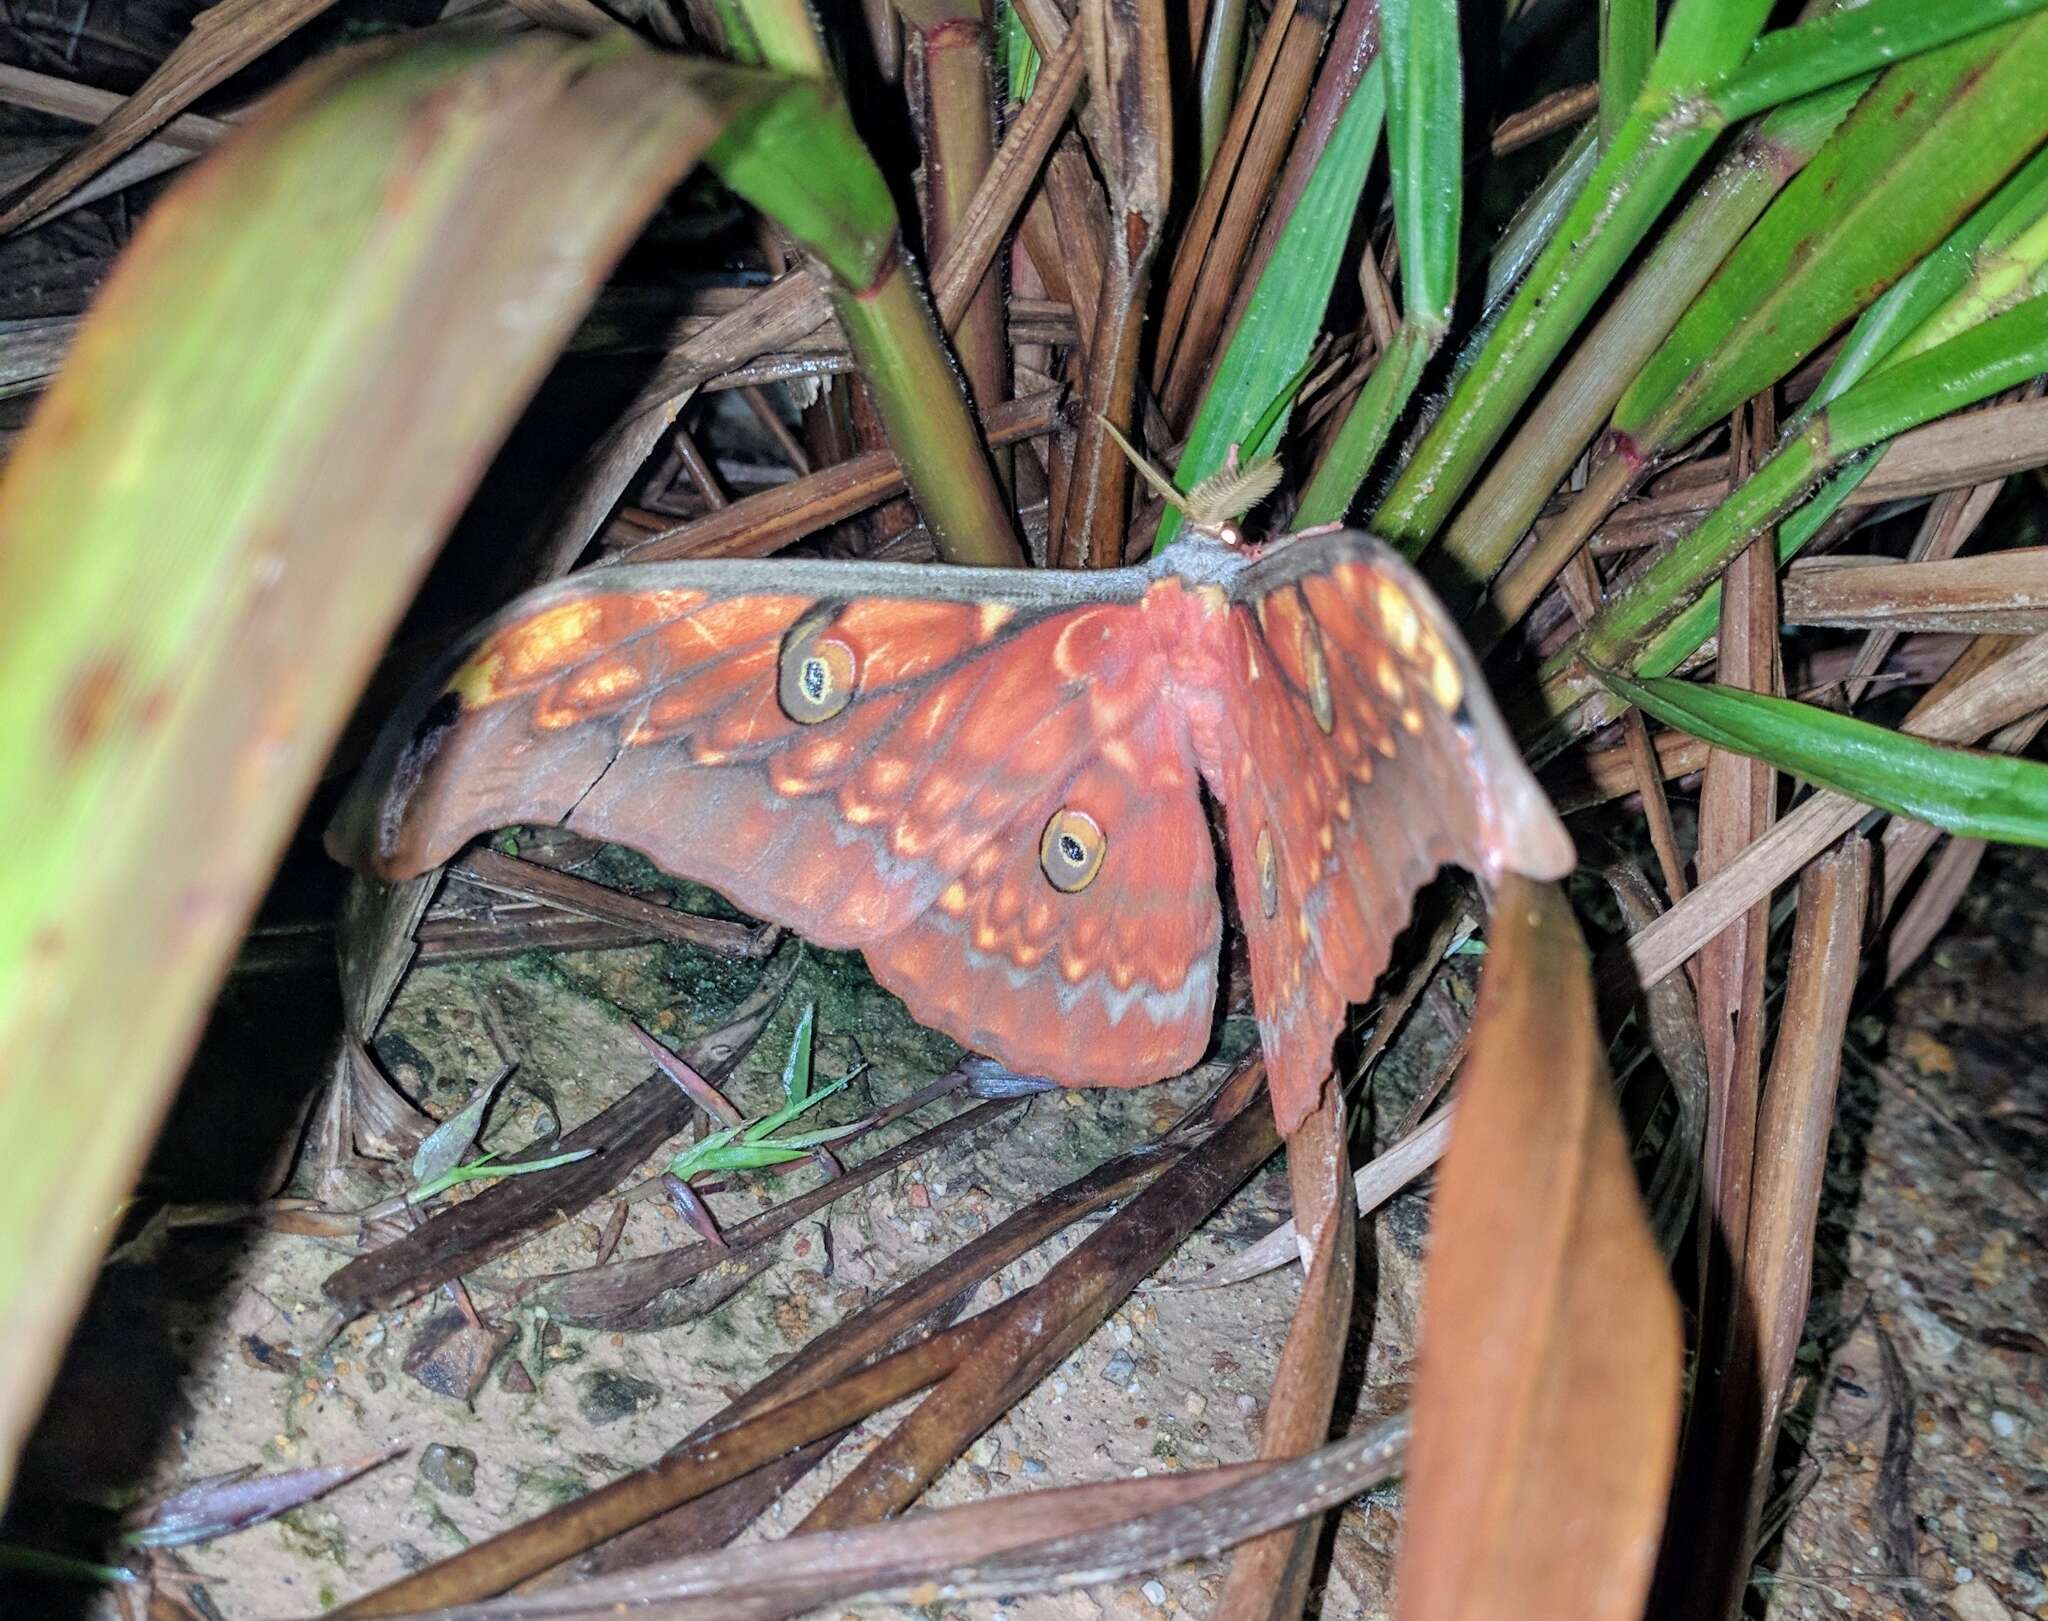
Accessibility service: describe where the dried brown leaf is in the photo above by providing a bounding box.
[1396,877,1681,1621]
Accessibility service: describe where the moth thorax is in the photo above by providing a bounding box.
[778,614,858,724]
[1039,808,1106,893]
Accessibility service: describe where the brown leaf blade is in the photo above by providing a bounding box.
[1396,876,1681,1621]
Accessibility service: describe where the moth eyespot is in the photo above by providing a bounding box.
[1039,808,1105,893]
[1255,828,1278,919]
[1297,617,1334,734]
[777,623,858,724]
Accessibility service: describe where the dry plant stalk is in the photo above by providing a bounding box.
[1056,0,1174,567]
[1667,836,1870,1621]
[1212,1088,1356,1618]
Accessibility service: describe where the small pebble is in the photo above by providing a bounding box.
[1102,1350,1137,1385]
[1235,1393,1257,1415]
[1022,1457,1049,1476]
[1143,1581,1167,1605]
[1184,1393,1207,1418]
[578,1369,660,1426]
[1946,1577,2014,1621]
[1991,1410,2021,1439]
[417,1443,477,1497]
[1052,1377,1069,1398]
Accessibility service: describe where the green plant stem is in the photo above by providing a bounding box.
[1295,320,1436,526]
[714,0,1022,565]
[1382,0,1771,548]
[1600,0,1655,148]
[1800,136,2048,418]
[1442,76,1864,594]
[1480,124,1596,311]
[1614,17,2048,458]
[1374,0,2042,558]
[1716,0,2048,122]
[906,3,1009,486]
[1371,94,1731,555]
[1195,0,1251,184]
[834,263,1023,565]
[721,0,829,75]
[1543,292,2048,725]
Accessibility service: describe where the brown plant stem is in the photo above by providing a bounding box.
[1214,1086,1356,1618]
[901,0,1007,484]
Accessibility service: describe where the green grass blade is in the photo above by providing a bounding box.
[411,1070,508,1186]
[724,0,830,76]
[1646,0,1778,93]
[1290,0,1460,526]
[1827,288,2048,454]
[1154,62,1385,552]
[1600,0,1655,147]
[1295,322,1433,526]
[743,1073,853,1143]
[1802,139,2048,418]
[1613,18,2048,456]
[1634,180,2048,674]
[409,1149,596,1206]
[0,34,787,1494]
[1717,0,2048,122]
[1481,125,1597,310]
[707,85,898,292]
[781,1001,816,1106]
[998,0,1041,100]
[667,1123,747,1182]
[709,0,1022,566]
[1882,209,2048,366]
[1372,0,1779,555]
[1601,672,2048,847]
[1382,0,1462,331]
[1372,97,1728,553]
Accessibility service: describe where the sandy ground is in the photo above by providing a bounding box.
[15,845,2045,1621]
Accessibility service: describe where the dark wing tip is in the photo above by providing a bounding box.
[325,683,466,880]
